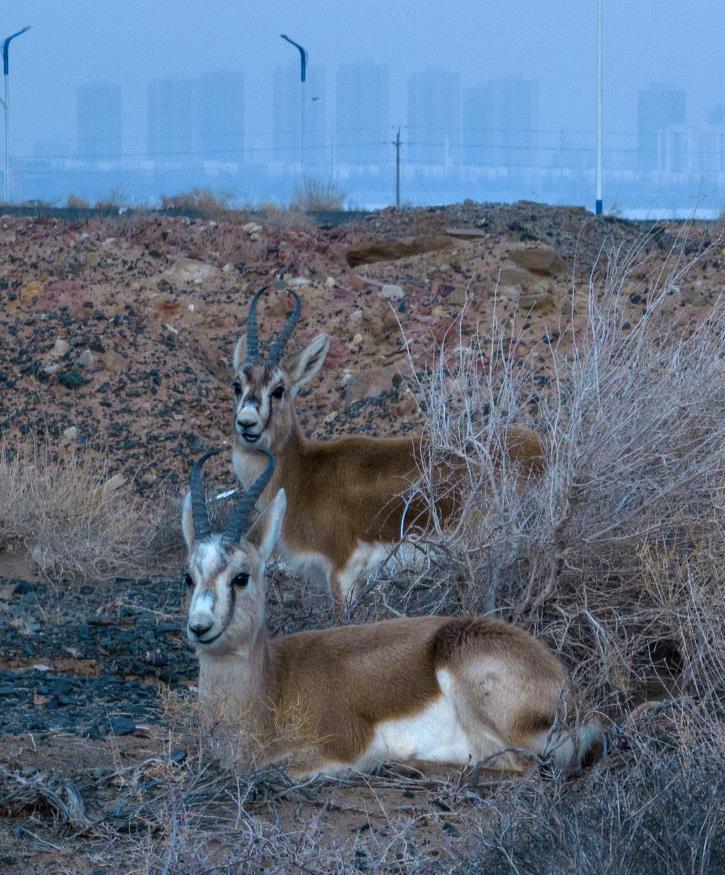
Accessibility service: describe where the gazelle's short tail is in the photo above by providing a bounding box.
[540,719,608,769]
[577,719,608,768]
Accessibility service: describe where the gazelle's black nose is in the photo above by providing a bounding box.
[189,620,213,638]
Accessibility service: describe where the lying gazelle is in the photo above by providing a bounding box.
[183,450,605,778]
[231,287,546,610]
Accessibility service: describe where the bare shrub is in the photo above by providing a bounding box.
[372,235,725,725]
[0,439,172,582]
[290,178,348,212]
[95,185,129,210]
[66,194,91,209]
[460,717,724,874]
[160,188,239,220]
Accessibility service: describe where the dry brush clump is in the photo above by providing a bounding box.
[0,438,177,582]
[160,188,240,220]
[374,235,724,724]
[290,177,348,212]
[458,707,724,874]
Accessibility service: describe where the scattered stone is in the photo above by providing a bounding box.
[444,226,489,238]
[498,266,532,289]
[50,338,70,357]
[163,258,219,287]
[62,426,78,442]
[447,287,467,306]
[510,244,565,276]
[77,349,96,368]
[345,366,400,406]
[380,284,405,301]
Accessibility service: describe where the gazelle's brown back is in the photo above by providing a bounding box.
[271,614,563,764]
[279,423,543,564]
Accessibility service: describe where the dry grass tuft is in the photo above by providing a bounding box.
[290,178,348,212]
[0,438,177,582]
[160,188,240,220]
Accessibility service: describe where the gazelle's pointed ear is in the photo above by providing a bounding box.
[287,334,330,395]
[233,335,246,371]
[181,491,195,551]
[246,489,286,561]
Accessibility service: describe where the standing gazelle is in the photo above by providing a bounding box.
[231,286,545,610]
[183,450,605,778]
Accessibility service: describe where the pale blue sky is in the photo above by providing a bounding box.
[6,0,723,157]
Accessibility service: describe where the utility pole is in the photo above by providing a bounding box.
[1,25,31,203]
[281,34,308,205]
[392,128,402,209]
[595,0,603,215]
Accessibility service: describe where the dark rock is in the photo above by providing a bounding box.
[58,369,87,390]
[0,684,21,696]
[109,716,136,736]
[13,580,39,596]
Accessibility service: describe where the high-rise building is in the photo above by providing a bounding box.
[637,84,686,170]
[462,78,537,167]
[658,125,725,174]
[407,69,460,165]
[273,64,326,168]
[199,71,244,161]
[76,83,122,160]
[708,104,725,126]
[147,77,194,159]
[336,62,389,165]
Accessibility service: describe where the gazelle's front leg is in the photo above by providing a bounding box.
[330,542,386,619]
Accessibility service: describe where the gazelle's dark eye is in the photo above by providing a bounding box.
[232,381,242,396]
[184,573,194,589]
[271,385,285,399]
[231,573,249,588]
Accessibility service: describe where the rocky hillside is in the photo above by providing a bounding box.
[0,202,720,496]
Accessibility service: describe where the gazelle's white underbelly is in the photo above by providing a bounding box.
[356,669,475,768]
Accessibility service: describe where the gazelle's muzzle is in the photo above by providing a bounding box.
[236,394,270,445]
[187,589,220,645]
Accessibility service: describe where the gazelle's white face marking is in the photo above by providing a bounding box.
[232,361,291,452]
[231,333,331,454]
[181,489,287,656]
[185,534,264,654]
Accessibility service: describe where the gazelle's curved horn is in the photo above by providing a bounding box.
[223,450,275,544]
[266,289,302,366]
[246,287,272,363]
[190,449,222,539]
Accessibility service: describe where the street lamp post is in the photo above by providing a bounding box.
[595,0,603,215]
[280,34,308,205]
[1,25,31,203]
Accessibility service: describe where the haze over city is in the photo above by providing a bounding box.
[4,0,725,214]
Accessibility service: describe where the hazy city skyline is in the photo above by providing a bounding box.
[4,0,725,211]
